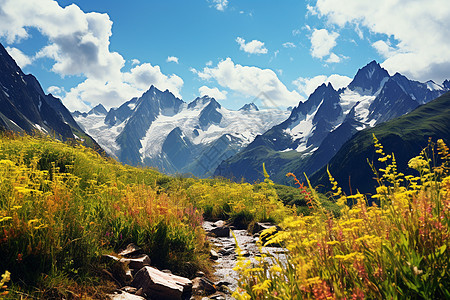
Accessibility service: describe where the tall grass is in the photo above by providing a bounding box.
[0,132,298,298]
[0,133,208,297]
[233,136,450,299]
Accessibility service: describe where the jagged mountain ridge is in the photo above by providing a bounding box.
[311,91,450,195]
[73,86,290,177]
[215,60,449,183]
[0,42,101,150]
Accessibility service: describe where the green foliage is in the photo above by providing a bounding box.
[0,133,207,297]
[233,137,450,299]
[185,174,291,228]
[312,91,450,194]
[0,133,297,297]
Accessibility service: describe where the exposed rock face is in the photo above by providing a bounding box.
[0,42,100,149]
[106,243,192,300]
[215,60,450,184]
[131,266,192,300]
[74,87,289,178]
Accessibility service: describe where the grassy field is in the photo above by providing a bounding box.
[0,132,313,298]
[2,132,446,299]
[233,136,450,299]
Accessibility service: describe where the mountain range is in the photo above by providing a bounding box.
[0,42,100,150]
[311,90,450,195]
[73,87,289,177]
[1,39,448,187]
[215,61,449,183]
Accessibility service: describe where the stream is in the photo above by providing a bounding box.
[201,221,288,300]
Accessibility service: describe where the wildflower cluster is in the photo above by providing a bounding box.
[233,136,450,299]
[0,133,209,297]
[186,170,290,228]
[0,271,10,298]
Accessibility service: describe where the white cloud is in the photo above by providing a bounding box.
[195,57,301,107]
[131,59,140,65]
[282,42,296,48]
[313,0,450,83]
[123,63,183,95]
[211,0,228,11]
[236,37,268,54]
[206,60,213,66]
[5,46,33,68]
[293,74,352,97]
[198,86,228,100]
[326,53,341,63]
[47,86,66,97]
[372,40,399,58]
[0,0,184,112]
[167,56,179,64]
[310,28,339,60]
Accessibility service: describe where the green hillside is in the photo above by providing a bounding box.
[311,91,450,194]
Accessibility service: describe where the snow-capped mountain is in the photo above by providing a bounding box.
[0,42,100,149]
[215,61,450,183]
[73,85,290,177]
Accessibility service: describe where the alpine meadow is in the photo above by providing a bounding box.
[0,0,449,299]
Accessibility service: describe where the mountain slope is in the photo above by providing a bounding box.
[311,91,450,194]
[215,61,449,183]
[74,87,290,177]
[0,42,100,149]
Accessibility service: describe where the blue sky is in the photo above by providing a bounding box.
[0,0,448,111]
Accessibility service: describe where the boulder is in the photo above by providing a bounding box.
[212,220,226,228]
[119,243,143,258]
[131,266,192,300]
[208,226,230,238]
[251,222,279,234]
[120,254,151,271]
[101,255,133,285]
[192,277,216,295]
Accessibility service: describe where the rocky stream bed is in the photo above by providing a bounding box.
[107,221,286,300]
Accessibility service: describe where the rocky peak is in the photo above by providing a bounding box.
[88,103,108,115]
[443,79,450,90]
[199,98,222,128]
[239,103,259,112]
[187,95,215,109]
[348,60,390,94]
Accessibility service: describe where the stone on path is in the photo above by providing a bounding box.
[131,266,192,300]
[108,290,146,300]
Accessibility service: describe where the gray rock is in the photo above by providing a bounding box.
[119,243,143,258]
[210,249,219,260]
[131,266,192,300]
[120,254,151,271]
[218,248,234,256]
[192,277,216,295]
[208,294,226,300]
[251,222,278,234]
[195,271,205,278]
[213,220,226,228]
[120,286,138,294]
[108,291,146,300]
[102,255,132,285]
[209,226,230,238]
